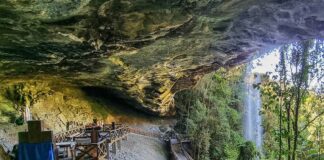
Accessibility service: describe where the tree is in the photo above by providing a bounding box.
[237,141,258,160]
[260,39,324,159]
[175,67,246,160]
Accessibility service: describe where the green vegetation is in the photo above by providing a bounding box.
[4,82,51,107]
[0,95,18,124]
[259,40,324,159]
[237,141,258,160]
[175,66,257,160]
[0,80,52,124]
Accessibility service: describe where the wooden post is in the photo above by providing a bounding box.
[112,142,117,154]
[117,140,121,150]
[106,140,110,160]
[95,144,99,160]
[111,122,117,154]
[91,129,99,143]
[122,127,128,141]
[71,145,75,160]
[112,122,115,130]
[54,143,59,160]
[91,128,100,160]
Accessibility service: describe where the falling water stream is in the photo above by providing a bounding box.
[243,63,263,152]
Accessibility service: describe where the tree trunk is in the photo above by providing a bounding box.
[287,102,291,160]
[292,42,309,159]
[292,89,301,160]
[279,103,283,160]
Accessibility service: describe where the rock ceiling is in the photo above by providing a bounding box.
[0,0,323,115]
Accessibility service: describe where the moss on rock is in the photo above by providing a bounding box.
[0,76,156,132]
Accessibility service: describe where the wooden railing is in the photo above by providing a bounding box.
[169,133,194,160]
[128,127,161,138]
[54,126,84,143]
[54,123,130,160]
[54,124,130,143]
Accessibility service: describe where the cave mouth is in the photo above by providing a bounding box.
[80,86,162,123]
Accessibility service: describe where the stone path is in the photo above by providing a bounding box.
[111,133,168,160]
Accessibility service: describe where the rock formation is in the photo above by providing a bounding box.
[0,0,323,115]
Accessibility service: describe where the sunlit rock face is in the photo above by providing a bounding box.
[1,0,323,115]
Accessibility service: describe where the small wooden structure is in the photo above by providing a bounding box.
[19,120,53,143]
[54,122,130,160]
[18,121,54,160]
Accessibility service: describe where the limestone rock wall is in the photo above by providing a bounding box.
[0,78,99,132]
[0,0,323,115]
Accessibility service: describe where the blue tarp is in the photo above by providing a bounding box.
[18,141,54,160]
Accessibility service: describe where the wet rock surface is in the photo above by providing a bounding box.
[1,0,324,115]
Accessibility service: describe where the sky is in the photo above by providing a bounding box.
[251,49,280,74]
[249,45,323,92]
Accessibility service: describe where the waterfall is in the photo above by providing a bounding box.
[24,106,32,121]
[243,63,263,151]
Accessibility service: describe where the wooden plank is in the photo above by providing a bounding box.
[56,142,75,147]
